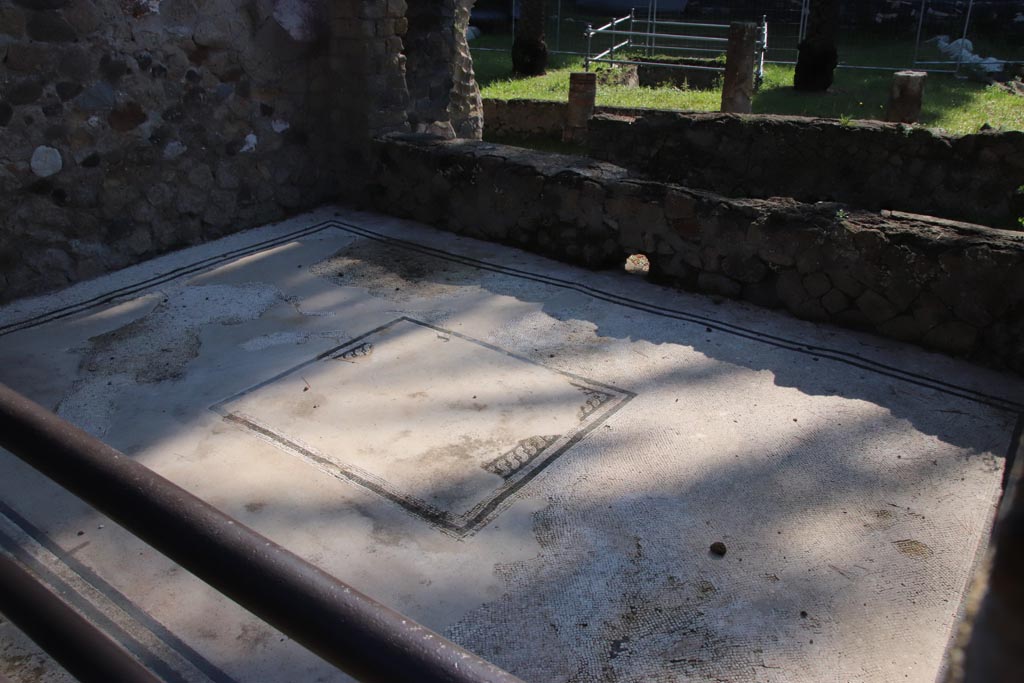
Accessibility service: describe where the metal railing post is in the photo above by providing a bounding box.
[651,0,659,54]
[798,0,809,43]
[646,0,653,55]
[757,15,768,89]
[555,0,562,53]
[955,0,975,76]
[585,22,593,71]
[629,7,634,50]
[913,0,929,68]
[609,16,616,61]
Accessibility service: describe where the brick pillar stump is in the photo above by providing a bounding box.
[721,22,757,114]
[564,72,597,142]
[886,70,927,124]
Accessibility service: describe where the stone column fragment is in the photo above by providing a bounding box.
[563,72,596,142]
[721,22,757,114]
[886,70,927,124]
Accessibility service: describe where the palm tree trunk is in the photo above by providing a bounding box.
[794,0,840,91]
[512,0,548,76]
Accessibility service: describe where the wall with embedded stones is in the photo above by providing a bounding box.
[482,98,650,141]
[482,99,1024,229]
[370,133,1024,371]
[0,0,484,303]
[587,111,1024,230]
[0,0,337,302]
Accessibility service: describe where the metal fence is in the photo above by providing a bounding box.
[582,11,768,87]
[912,0,1024,75]
[470,1,1024,76]
[471,0,801,60]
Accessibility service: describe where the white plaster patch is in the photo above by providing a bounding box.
[174,283,282,324]
[240,133,258,153]
[57,283,284,436]
[56,374,132,438]
[30,146,62,178]
[271,119,290,133]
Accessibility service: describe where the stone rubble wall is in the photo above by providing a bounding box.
[0,0,483,304]
[0,0,338,302]
[371,133,1024,371]
[482,98,1024,229]
[588,111,1024,230]
[482,98,649,140]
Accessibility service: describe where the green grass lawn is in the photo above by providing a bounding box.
[472,36,1024,135]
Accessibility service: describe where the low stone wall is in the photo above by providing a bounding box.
[482,99,1024,229]
[635,58,722,90]
[588,111,1024,229]
[371,133,1024,371]
[482,98,653,141]
[482,99,567,140]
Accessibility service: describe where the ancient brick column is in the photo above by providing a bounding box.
[720,22,757,114]
[449,0,484,140]
[886,71,927,124]
[403,0,483,139]
[563,72,597,142]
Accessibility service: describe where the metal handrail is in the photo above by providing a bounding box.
[586,58,726,73]
[0,552,162,683]
[591,14,632,33]
[0,383,526,683]
[584,14,767,85]
[592,40,631,63]
[630,20,730,30]
[590,28,729,44]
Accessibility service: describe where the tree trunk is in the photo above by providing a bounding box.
[512,0,548,76]
[794,0,840,91]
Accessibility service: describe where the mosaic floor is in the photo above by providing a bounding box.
[1,207,1021,683]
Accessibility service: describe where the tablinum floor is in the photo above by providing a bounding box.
[0,207,1021,683]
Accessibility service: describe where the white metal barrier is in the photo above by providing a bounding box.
[583,10,768,88]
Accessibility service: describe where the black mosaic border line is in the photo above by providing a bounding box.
[212,317,636,537]
[1,215,1019,413]
[0,221,335,337]
[332,219,1024,415]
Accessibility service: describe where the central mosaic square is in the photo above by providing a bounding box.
[212,317,634,535]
